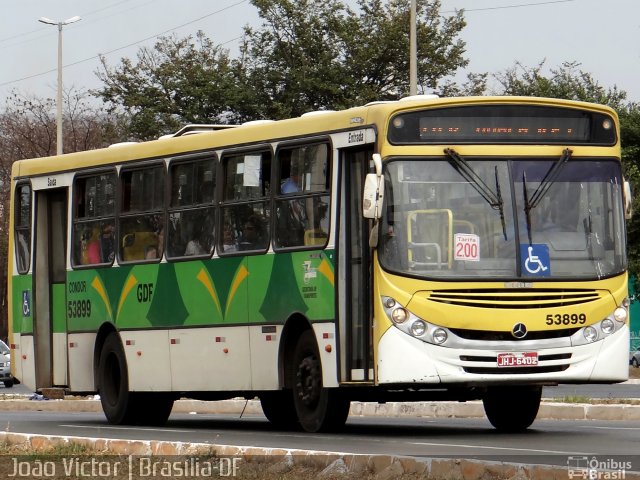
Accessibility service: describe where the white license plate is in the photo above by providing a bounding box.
[497,352,538,367]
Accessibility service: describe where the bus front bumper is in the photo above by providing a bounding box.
[376,324,629,385]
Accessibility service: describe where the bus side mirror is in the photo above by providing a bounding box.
[624,180,633,220]
[363,173,384,219]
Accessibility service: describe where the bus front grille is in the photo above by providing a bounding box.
[450,327,581,341]
[427,289,601,309]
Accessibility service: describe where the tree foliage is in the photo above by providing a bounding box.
[493,61,627,108]
[96,32,243,140]
[241,0,475,117]
[94,0,477,136]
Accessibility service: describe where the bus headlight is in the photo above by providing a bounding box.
[432,328,448,344]
[601,318,615,335]
[380,296,451,346]
[411,320,426,336]
[391,307,408,324]
[613,307,627,323]
[583,326,598,343]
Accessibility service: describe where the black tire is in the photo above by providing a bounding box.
[3,379,13,388]
[632,358,639,368]
[98,332,135,424]
[134,393,175,426]
[98,333,173,426]
[291,330,350,433]
[259,390,298,429]
[483,385,541,432]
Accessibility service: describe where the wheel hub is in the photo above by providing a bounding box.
[296,355,321,407]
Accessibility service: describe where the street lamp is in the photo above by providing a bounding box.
[38,15,81,155]
[409,0,417,96]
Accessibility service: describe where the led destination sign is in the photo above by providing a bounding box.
[388,105,616,145]
[419,116,586,141]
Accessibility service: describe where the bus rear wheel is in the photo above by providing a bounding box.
[98,333,173,426]
[291,330,350,433]
[482,385,541,432]
[259,390,298,429]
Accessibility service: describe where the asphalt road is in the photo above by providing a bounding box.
[0,409,638,469]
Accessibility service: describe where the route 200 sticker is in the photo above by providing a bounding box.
[454,233,480,261]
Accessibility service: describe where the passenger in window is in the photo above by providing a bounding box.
[184,227,207,256]
[281,167,300,194]
[86,229,101,264]
[76,228,98,265]
[156,224,165,257]
[145,244,159,260]
[239,215,265,251]
[100,223,115,263]
[222,224,238,253]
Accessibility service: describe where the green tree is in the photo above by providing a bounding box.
[342,0,480,100]
[240,0,478,117]
[493,61,627,108]
[96,32,244,140]
[94,0,480,131]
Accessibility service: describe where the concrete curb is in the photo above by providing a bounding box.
[2,398,640,421]
[2,431,639,480]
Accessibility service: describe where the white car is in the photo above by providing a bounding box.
[0,340,13,388]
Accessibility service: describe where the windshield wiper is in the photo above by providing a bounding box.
[527,148,573,210]
[444,148,507,240]
[522,148,573,245]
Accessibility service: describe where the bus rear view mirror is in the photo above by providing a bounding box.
[363,173,384,219]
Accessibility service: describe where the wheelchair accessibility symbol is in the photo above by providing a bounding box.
[520,244,550,277]
[22,290,31,317]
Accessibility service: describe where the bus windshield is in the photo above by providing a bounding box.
[379,157,626,280]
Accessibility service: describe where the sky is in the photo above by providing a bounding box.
[1,0,639,108]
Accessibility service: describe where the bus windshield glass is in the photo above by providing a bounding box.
[379,157,626,279]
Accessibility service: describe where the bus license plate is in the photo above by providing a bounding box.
[497,352,538,367]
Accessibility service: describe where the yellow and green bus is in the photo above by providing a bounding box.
[7,95,632,432]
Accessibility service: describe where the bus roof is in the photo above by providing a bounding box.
[11,95,618,179]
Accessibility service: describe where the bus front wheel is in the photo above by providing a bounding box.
[482,385,541,432]
[291,330,350,433]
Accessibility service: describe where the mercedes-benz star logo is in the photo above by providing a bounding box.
[512,323,528,339]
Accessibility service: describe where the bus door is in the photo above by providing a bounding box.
[338,147,374,383]
[33,188,68,389]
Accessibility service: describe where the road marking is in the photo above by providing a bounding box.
[578,425,640,430]
[409,442,591,455]
[60,424,192,433]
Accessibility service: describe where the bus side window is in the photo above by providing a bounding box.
[219,150,272,254]
[119,165,165,263]
[166,157,216,260]
[14,183,32,273]
[72,173,116,268]
[274,143,330,249]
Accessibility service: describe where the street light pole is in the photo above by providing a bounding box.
[409,0,417,96]
[38,15,81,156]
